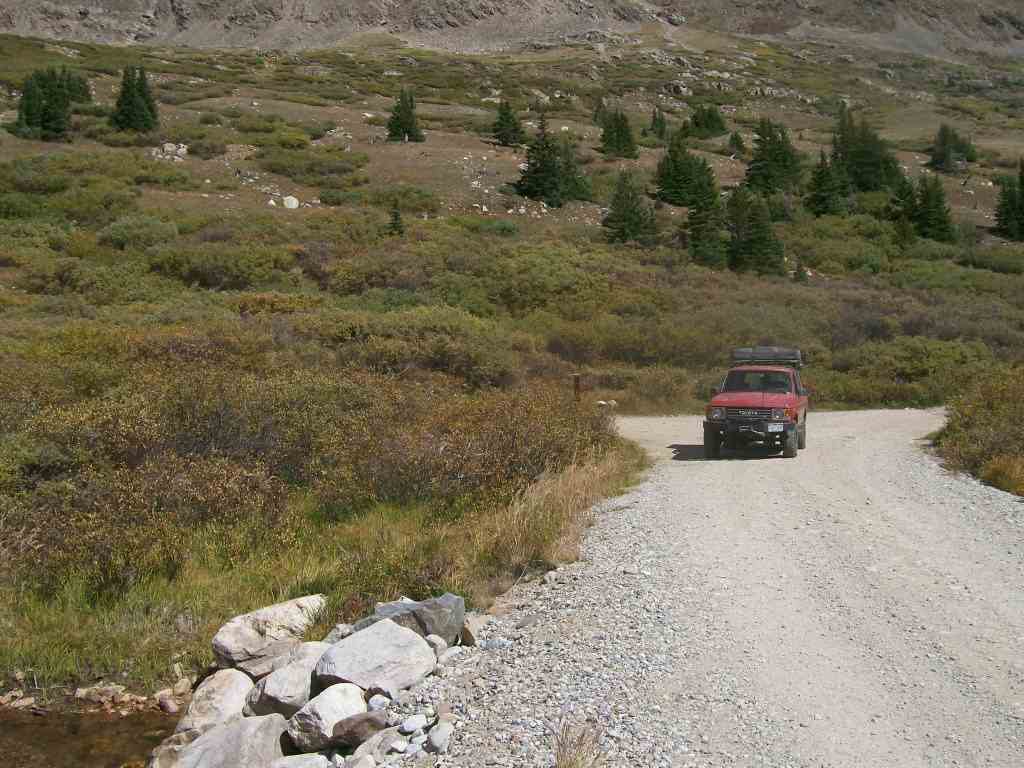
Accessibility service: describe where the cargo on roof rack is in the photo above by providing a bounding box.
[731,346,803,368]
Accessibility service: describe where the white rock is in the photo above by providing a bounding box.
[347,756,376,768]
[246,642,331,717]
[283,196,300,210]
[425,720,454,754]
[398,714,427,735]
[269,199,277,206]
[176,669,253,735]
[315,619,435,698]
[172,714,288,768]
[270,756,332,768]
[367,694,390,712]
[287,683,366,753]
[163,142,177,154]
[212,595,325,678]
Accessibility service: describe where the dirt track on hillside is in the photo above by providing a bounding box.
[442,410,1024,767]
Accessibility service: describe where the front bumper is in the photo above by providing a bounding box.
[704,419,796,440]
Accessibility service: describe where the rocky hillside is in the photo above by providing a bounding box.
[1,0,1023,55]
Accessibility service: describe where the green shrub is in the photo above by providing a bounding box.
[368,184,438,214]
[256,146,368,187]
[148,243,295,289]
[199,112,223,126]
[98,215,179,250]
[319,188,362,206]
[190,139,227,159]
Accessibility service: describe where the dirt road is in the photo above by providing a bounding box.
[442,410,1024,767]
[616,409,1024,766]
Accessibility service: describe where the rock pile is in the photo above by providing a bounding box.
[150,143,190,162]
[149,593,469,768]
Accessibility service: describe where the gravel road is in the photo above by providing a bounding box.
[425,409,1024,767]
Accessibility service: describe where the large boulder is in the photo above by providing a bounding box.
[352,594,464,646]
[286,683,366,753]
[176,669,253,735]
[331,710,388,747]
[352,725,402,763]
[246,642,331,717]
[315,619,435,697]
[212,595,325,678]
[169,714,289,768]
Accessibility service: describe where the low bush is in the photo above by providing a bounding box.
[98,215,179,250]
[256,146,368,188]
[148,243,295,289]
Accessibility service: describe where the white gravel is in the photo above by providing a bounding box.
[401,409,1024,767]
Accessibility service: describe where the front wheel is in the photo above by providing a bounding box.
[782,430,798,458]
[704,427,721,459]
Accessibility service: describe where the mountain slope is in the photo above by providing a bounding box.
[1,0,1023,54]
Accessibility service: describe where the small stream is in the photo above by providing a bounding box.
[0,708,174,768]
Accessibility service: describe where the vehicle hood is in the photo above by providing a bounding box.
[710,392,795,408]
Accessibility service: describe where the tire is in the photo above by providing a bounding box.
[783,430,798,458]
[798,421,807,450]
[704,427,721,459]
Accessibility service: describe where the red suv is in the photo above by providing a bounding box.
[703,347,809,459]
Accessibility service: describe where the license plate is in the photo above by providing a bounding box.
[766,423,784,433]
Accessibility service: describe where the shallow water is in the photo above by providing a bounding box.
[0,708,174,768]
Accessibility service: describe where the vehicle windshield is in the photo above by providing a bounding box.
[722,370,793,393]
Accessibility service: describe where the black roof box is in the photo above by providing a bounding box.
[731,346,803,368]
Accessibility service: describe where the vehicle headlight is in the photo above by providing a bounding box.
[709,407,725,421]
[771,408,786,421]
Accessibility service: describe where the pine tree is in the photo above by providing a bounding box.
[995,176,1021,240]
[136,67,159,131]
[14,75,44,138]
[649,107,668,140]
[559,135,591,202]
[493,101,525,147]
[656,131,696,205]
[805,151,844,217]
[914,175,955,242]
[745,117,801,194]
[690,104,727,139]
[728,131,746,156]
[387,88,424,142]
[726,187,785,275]
[600,110,637,159]
[603,171,657,244]
[686,166,726,268]
[38,69,70,139]
[929,123,977,173]
[60,67,91,104]
[111,66,135,131]
[387,202,405,236]
[592,98,609,129]
[516,113,563,207]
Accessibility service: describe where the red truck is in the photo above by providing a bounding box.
[703,347,809,459]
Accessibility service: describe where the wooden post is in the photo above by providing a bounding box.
[572,373,581,402]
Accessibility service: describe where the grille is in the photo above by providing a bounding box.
[726,407,772,420]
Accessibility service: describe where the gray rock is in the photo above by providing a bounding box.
[315,619,435,698]
[424,634,447,657]
[176,669,253,735]
[323,623,354,644]
[426,721,454,754]
[246,642,331,717]
[352,726,401,762]
[398,714,428,735]
[172,714,288,768]
[148,730,199,768]
[459,613,487,646]
[269,756,332,768]
[346,757,377,768]
[212,595,325,678]
[367,694,390,711]
[287,683,366,753]
[352,594,465,645]
[332,711,388,747]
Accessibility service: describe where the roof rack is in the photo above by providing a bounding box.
[731,346,803,369]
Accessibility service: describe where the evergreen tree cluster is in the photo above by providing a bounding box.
[600,109,638,158]
[387,88,424,142]
[14,68,90,140]
[884,173,956,243]
[686,104,727,139]
[603,171,657,245]
[805,151,846,217]
[929,123,977,173]
[725,186,785,275]
[111,66,158,133]
[492,101,525,147]
[655,131,717,208]
[728,131,747,157]
[516,115,591,208]
[745,117,802,194]
[830,104,901,193]
[995,162,1024,241]
[647,107,669,140]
